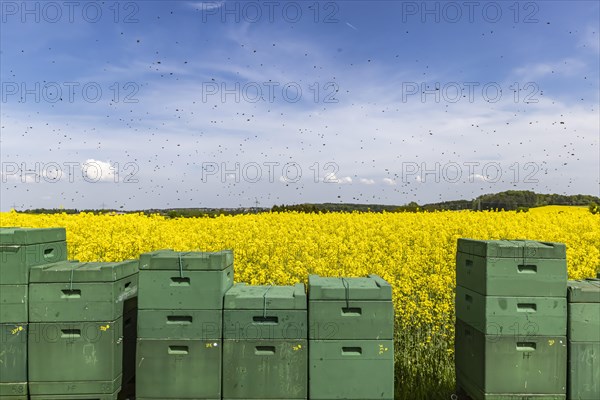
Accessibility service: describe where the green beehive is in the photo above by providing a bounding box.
[222,283,307,399]
[308,275,393,340]
[28,318,125,395]
[456,239,567,297]
[309,339,394,400]
[455,319,567,399]
[223,283,307,340]
[135,338,222,399]
[137,309,222,339]
[29,261,138,322]
[455,286,567,336]
[222,339,308,399]
[568,279,600,341]
[0,285,28,323]
[0,323,28,398]
[567,279,600,400]
[138,249,233,310]
[0,227,67,285]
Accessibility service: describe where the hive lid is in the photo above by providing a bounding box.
[139,249,233,271]
[308,274,392,301]
[457,239,566,259]
[29,260,138,283]
[568,279,600,303]
[0,227,66,245]
[224,283,306,310]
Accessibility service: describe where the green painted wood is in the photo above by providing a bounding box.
[308,275,392,301]
[308,300,393,340]
[309,339,394,400]
[568,279,600,303]
[28,377,122,397]
[455,286,567,336]
[0,242,67,285]
[137,309,221,340]
[0,285,27,324]
[224,309,306,340]
[224,283,306,310]
[138,267,233,310]
[29,264,138,322]
[457,239,566,259]
[0,228,66,245]
[568,341,600,400]
[28,318,124,395]
[135,338,222,399]
[456,253,567,296]
[455,319,566,397]
[0,323,27,397]
[139,249,233,271]
[222,339,307,399]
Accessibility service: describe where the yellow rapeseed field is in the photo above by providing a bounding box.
[1,207,598,398]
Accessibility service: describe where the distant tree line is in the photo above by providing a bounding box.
[14,191,600,216]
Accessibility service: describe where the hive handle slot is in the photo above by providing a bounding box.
[517,303,537,312]
[341,307,362,316]
[341,347,362,356]
[252,316,279,324]
[465,294,473,303]
[167,315,193,325]
[516,342,536,351]
[517,264,537,273]
[170,277,191,286]
[61,329,81,338]
[43,247,56,260]
[124,281,132,289]
[61,289,81,298]
[465,259,473,267]
[168,345,189,355]
[255,346,276,355]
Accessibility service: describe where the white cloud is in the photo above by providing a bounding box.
[360,178,375,185]
[81,160,116,183]
[382,178,396,186]
[188,1,225,11]
[512,58,586,81]
[328,174,352,184]
[469,174,488,182]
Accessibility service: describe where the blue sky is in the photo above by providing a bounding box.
[1,0,599,210]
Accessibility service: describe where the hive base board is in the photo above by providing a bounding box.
[0,382,27,398]
[29,375,122,396]
[29,391,119,400]
[456,369,566,400]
